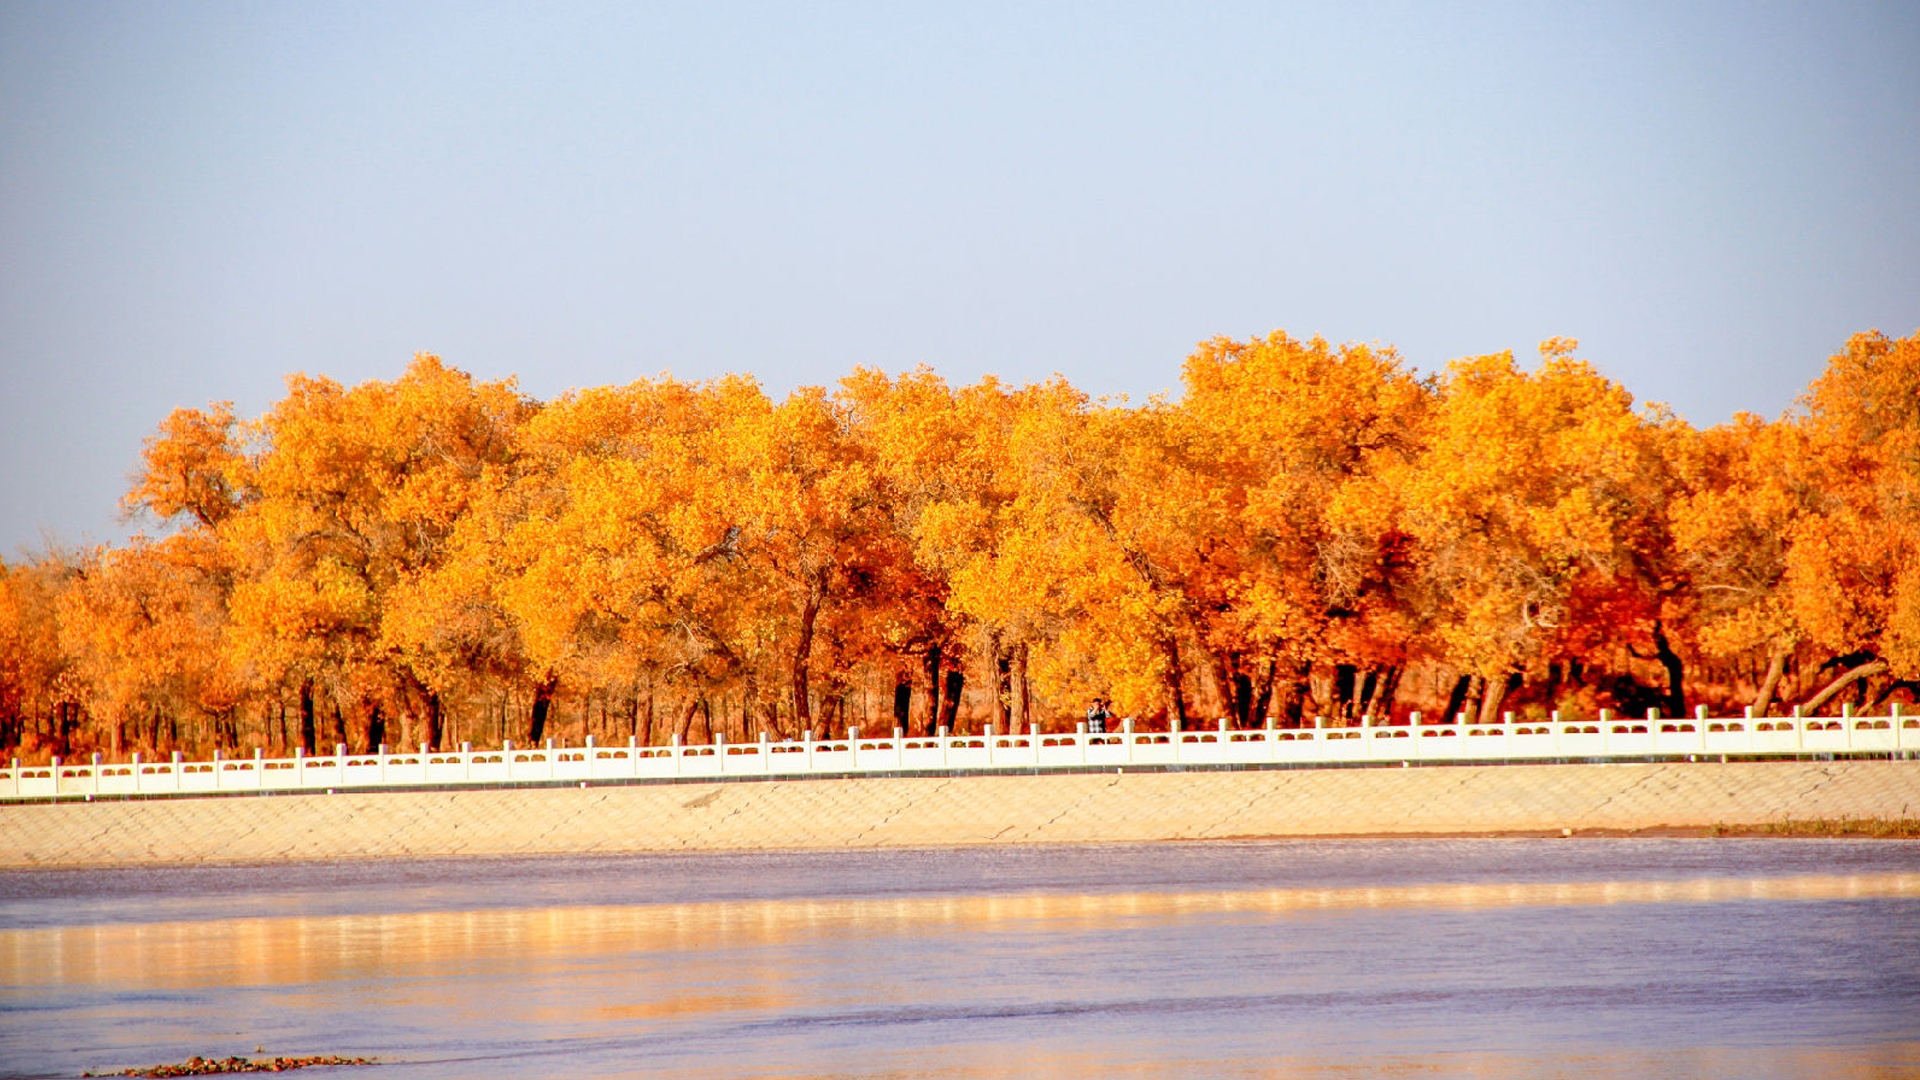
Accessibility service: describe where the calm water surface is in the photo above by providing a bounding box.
[3,838,1919,1079]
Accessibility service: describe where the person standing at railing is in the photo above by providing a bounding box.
[1086,698,1111,735]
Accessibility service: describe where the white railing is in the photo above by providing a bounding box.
[3,703,1914,802]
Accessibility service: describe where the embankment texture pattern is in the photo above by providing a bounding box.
[5,761,1919,868]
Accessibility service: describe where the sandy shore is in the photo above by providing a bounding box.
[4,759,1918,868]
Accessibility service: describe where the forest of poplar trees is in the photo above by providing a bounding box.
[1,329,1916,763]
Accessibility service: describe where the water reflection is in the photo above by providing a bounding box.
[2,841,1918,1079]
[8,872,1919,991]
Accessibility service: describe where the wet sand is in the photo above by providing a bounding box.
[3,759,1918,868]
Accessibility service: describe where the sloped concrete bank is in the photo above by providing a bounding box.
[3,759,1918,868]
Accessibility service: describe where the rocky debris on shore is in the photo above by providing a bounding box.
[84,1055,375,1076]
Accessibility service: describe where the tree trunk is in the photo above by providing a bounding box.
[1231,672,1254,728]
[363,699,385,753]
[1478,671,1523,724]
[990,630,1021,730]
[527,674,554,742]
[1800,659,1890,715]
[922,645,943,737]
[791,585,822,728]
[1476,675,1504,724]
[299,679,317,755]
[1280,660,1312,727]
[1161,635,1187,729]
[422,689,442,752]
[940,669,965,731]
[892,675,912,733]
[1870,680,1920,709]
[1013,642,1031,730]
[692,698,713,743]
[1250,655,1278,728]
[1441,674,1472,725]
[1375,665,1403,719]
[1207,650,1236,723]
[1651,619,1686,719]
[1333,664,1358,722]
[1751,642,1790,718]
[992,635,1012,731]
[640,679,655,745]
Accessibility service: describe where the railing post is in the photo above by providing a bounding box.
[256,747,265,789]
[672,732,683,775]
[90,752,101,796]
[761,730,771,774]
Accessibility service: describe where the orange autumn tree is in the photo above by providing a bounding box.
[447,377,753,745]
[1177,333,1432,726]
[0,554,80,757]
[11,327,1920,763]
[55,533,243,755]
[1670,413,1813,715]
[221,355,523,752]
[1396,340,1680,722]
[944,378,1198,725]
[832,367,989,735]
[728,384,902,736]
[1677,331,1920,715]
[1783,330,1920,709]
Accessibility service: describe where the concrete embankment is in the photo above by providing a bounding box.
[4,760,1918,868]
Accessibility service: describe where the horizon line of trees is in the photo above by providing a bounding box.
[2,328,1916,763]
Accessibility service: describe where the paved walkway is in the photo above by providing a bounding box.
[4,760,1917,868]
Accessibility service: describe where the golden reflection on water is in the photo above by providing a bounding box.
[5,873,1916,991]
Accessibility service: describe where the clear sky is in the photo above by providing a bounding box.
[2,1,1916,554]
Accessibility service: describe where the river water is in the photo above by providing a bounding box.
[3,838,1918,1079]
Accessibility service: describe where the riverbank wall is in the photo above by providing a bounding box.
[4,759,1918,868]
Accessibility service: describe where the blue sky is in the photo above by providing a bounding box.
[2,1,1916,553]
